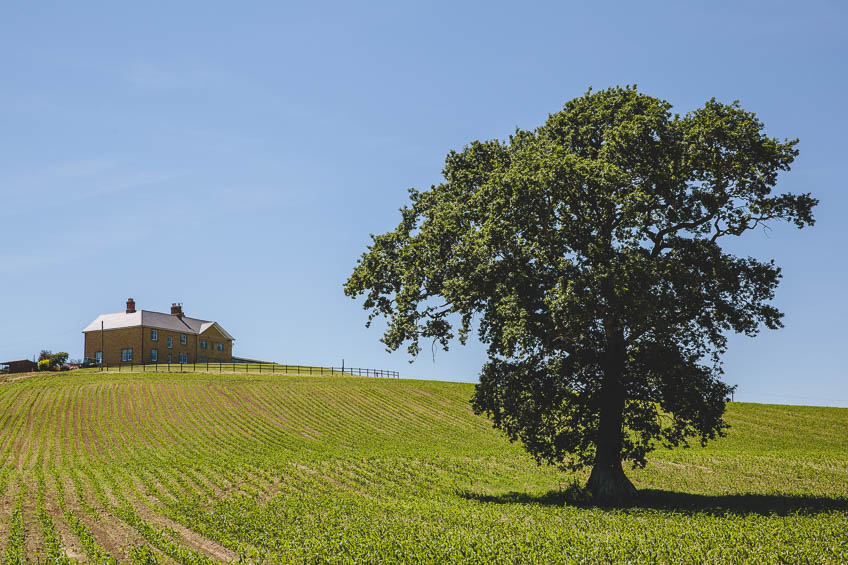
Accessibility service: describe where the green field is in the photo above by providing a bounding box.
[0,370,846,564]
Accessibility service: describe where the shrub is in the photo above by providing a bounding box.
[49,352,69,369]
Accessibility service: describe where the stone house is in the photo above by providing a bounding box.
[83,298,235,365]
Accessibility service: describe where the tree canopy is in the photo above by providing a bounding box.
[38,351,69,371]
[344,86,816,502]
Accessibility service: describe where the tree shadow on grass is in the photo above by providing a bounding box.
[458,488,848,516]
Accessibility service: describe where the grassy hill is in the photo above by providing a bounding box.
[0,371,846,563]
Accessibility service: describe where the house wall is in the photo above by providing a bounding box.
[84,324,233,365]
[142,326,197,364]
[197,325,233,363]
[84,327,143,365]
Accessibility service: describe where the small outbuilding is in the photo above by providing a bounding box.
[0,359,38,374]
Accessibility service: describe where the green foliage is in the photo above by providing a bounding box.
[48,352,68,368]
[3,479,27,565]
[345,86,817,484]
[129,545,159,565]
[36,352,69,371]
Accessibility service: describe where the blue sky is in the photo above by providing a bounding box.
[1,1,845,406]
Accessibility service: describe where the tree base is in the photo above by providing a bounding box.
[586,463,637,505]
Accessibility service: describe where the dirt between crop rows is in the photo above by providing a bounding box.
[59,471,145,563]
[0,372,42,385]
[133,490,239,563]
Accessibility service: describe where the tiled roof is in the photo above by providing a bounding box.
[82,310,234,340]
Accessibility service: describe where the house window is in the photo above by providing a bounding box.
[151,329,158,341]
[180,334,187,345]
[199,357,207,363]
[217,343,224,352]
[95,352,102,363]
[200,340,207,349]
[179,353,188,364]
[167,336,173,349]
[121,348,133,362]
[167,354,172,363]
[151,349,158,362]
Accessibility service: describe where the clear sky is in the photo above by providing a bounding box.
[1,1,845,406]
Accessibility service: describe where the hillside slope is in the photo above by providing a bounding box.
[0,371,846,563]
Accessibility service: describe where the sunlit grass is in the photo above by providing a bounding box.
[0,371,845,563]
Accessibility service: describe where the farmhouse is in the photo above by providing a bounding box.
[83,298,234,365]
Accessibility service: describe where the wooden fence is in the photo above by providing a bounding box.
[98,362,399,378]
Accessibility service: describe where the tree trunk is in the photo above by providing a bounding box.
[586,321,637,504]
[586,437,636,504]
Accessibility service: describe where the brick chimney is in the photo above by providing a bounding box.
[170,303,183,318]
[126,298,136,313]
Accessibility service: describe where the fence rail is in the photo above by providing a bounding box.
[97,362,399,378]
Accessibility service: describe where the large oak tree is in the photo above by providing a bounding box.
[344,87,816,503]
